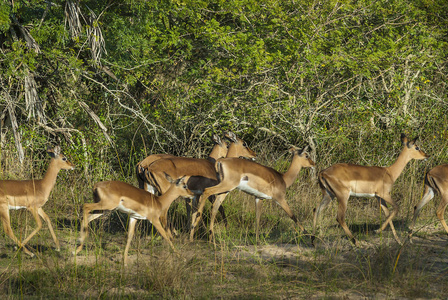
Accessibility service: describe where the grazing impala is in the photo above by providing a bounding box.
[144,132,256,234]
[190,146,315,242]
[0,146,74,256]
[410,164,448,237]
[75,173,193,266]
[313,134,429,246]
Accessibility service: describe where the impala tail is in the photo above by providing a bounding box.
[215,161,225,183]
[318,172,336,198]
[92,187,101,203]
[136,164,146,189]
[425,173,440,195]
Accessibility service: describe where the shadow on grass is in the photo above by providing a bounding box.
[348,218,409,234]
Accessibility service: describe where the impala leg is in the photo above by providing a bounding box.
[411,186,434,233]
[159,207,173,240]
[335,192,359,246]
[123,217,137,266]
[185,197,193,229]
[255,198,262,243]
[377,195,401,245]
[189,194,201,228]
[75,203,105,255]
[190,193,208,241]
[75,213,103,255]
[0,206,34,256]
[435,194,448,235]
[191,181,235,241]
[151,219,178,255]
[275,196,306,233]
[209,194,228,227]
[20,207,43,251]
[374,197,391,234]
[377,197,390,218]
[312,191,333,241]
[208,193,228,242]
[37,208,60,251]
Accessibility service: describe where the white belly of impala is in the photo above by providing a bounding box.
[237,179,272,200]
[349,192,376,197]
[117,203,147,220]
[9,205,27,210]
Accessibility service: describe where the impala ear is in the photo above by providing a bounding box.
[164,172,174,183]
[408,137,418,148]
[54,145,61,155]
[300,145,309,154]
[212,134,222,145]
[225,131,238,143]
[47,145,60,158]
[288,146,296,154]
[401,133,408,145]
[176,175,188,186]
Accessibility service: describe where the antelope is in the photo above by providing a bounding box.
[0,146,74,256]
[144,132,256,235]
[312,134,429,246]
[136,153,175,193]
[74,173,193,266]
[136,133,229,193]
[410,164,448,237]
[190,146,315,242]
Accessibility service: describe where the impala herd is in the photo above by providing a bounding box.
[1,132,446,265]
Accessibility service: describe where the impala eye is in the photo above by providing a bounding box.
[415,146,420,150]
[62,157,67,161]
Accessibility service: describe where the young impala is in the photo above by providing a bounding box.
[190,146,315,242]
[74,173,193,266]
[410,164,448,237]
[0,146,74,256]
[313,134,429,246]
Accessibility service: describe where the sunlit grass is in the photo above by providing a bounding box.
[0,149,447,298]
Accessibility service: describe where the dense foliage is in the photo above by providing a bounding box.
[1,0,447,176]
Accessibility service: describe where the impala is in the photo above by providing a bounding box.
[410,164,448,237]
[135,134,229,193]
[190,146,315,242]
[74,173,193,266]
[0,146,74,256]
[144,131,256,235]
[312,134,429,246]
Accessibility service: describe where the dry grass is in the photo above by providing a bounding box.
[0,148,447,299]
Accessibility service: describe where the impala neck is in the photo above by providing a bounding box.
[282,155,303,188]
[40,159,62,197]
[208,144,226,163]
[386,146,412,182]
[156,187,185,212]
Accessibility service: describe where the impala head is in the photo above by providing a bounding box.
[401,134,429,161]
[289,145,315,168]
[47,145,75,170]
[224,131,257,160]
[210,134,229,159]
[165,173,195,199]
